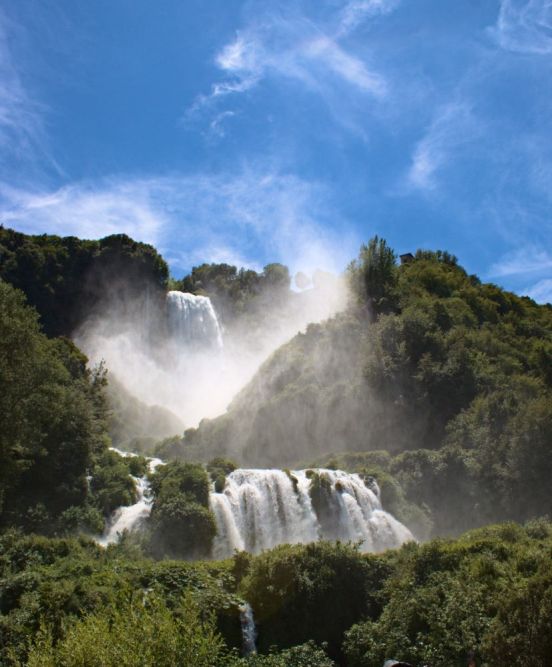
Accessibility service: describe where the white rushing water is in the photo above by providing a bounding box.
[99,461,413,555]
[166,290,223,349]
[211,468,413,558]
[98,453,163,546]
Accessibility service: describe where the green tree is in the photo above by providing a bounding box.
[240,542,392,661]
[262,263,291,291]
[0,227,168,337]
[347,236,397,316]
[0,282,104,528]
[147,462,216,558]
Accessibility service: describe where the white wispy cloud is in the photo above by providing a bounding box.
[187,1,395,129]
[488,245,552,278]
[524,277,552,303]
[305,36,386,95]
[492,0,552,55]
[337,0,401,37]
[0,170,357,276]
[216,34,261,73]
[209,110,237,138]
[0,180,165,244]
[407,102,480,191]
[0,10,48,169]
[212,24,385,99]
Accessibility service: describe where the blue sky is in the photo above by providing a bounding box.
[1,0,552,301]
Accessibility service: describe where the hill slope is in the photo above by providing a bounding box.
[182,242,552,536]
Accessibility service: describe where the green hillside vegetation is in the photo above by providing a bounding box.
[0,227,168,337]
[2,523,552,666]
[179,239,552,538]
[106,376,184,452]
[0,280,146,535]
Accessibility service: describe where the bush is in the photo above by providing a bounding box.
[89,450,138,516]
[149,496,216,559]
[240,542,392,661]
[25,593,226,667]
[147,462,217,559]
[234,641,335,667]
[208,458,238,493]
[149,462,210,506]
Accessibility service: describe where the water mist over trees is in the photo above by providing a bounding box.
[75,259,346,438]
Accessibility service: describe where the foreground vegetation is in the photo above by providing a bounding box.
[2,524,552,666]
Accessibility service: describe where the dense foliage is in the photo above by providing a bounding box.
[343,521,552,667]
[146,462,217,559]
[0,227,169,337]
[25,593,226,667]
[240,542,391,662]
[3,525,552,665]
[0,532,242,665]
[0,280,146,535]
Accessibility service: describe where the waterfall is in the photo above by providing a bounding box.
[239,603,257,656]
[210,469,413,558]
[166,291,223,349]
[98,453,162,546]
[98,461,413,555]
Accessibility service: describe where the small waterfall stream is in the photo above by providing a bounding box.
[239,602,257,656]
[98,453,162,546]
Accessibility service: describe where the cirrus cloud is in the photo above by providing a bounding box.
[491,0,552,55]
[0,169,358,277]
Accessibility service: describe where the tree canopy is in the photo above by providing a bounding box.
[0,280,143,535]
[0,227,169,336]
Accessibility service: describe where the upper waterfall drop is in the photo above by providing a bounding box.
[166,290,223,349]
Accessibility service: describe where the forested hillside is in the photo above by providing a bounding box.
[180,240,552,537]
[0,280,152,535]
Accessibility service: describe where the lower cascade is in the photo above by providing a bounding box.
[210,469,413,558]
[99,453,162,546]
[100,461,413,555]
